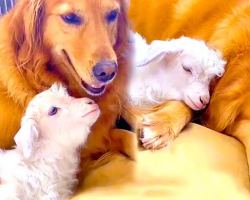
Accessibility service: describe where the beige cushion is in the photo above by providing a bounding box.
[72,123,250,199]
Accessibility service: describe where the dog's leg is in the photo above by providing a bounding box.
[139,101,193,150]
[0,87,24,149]
[78,103,135,182]
[77,129,136,185]
[110,129,137,160]
[229,120,250,176]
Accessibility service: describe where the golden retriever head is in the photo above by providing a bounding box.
[10,0,130,96]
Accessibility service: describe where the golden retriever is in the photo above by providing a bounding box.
[129,0,250,172]
[0,0,134,178]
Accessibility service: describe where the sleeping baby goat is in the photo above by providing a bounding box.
[126,32,226,150]
[0,83,100,200]
[128,32,226,111]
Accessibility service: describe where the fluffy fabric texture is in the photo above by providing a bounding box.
[128,32,226,111]
[0,83,100,200]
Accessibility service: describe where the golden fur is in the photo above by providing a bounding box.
[129,0,250,171]
[0,0,135,179]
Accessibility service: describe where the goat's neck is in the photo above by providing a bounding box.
[33,141,80,165]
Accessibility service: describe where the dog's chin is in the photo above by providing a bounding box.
[81,80,107,96]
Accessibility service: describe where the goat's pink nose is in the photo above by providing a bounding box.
[83,98,95,105]
[75,98,95,105]
[199,95,210,105]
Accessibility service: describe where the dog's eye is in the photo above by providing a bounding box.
[182,65,192,74]
[61,13,82,25]
[48,107,58,116]
[107,10,118,23]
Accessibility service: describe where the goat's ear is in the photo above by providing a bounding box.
[14,119,39,159]
[207,45,227,77]
[131,32,151,66]
[215,50,227,77]
[50,83,69,96]
[136,40,183,67]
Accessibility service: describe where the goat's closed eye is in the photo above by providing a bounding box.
[48,107,58,116]
[182,65,192,74]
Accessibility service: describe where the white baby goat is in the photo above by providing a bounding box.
[0,83,100,200]
[128,32,226,111]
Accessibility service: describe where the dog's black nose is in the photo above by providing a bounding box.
[93,61,118,82]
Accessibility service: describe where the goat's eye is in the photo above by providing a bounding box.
[48,107,58,116]
[182,65,192,74]
[107,10,118,23]
[61,13,82,25]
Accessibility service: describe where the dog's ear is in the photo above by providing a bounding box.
[123,0,130,9]
[14,118,39,159]
[136,40,183,67]
[115,0,130,51]
[10,0,45,63]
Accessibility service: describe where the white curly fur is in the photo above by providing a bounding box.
[0,83,100,200]
[128,32,226,111]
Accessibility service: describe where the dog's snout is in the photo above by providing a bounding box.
[93,61,118,82]
[199,95,210,105]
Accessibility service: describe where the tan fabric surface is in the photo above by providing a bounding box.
[72,123,250,200]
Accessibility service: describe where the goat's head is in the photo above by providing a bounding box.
[134,35,226,110]
[14,83,100,158]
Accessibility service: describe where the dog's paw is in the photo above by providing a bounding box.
[139,116,176,150]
